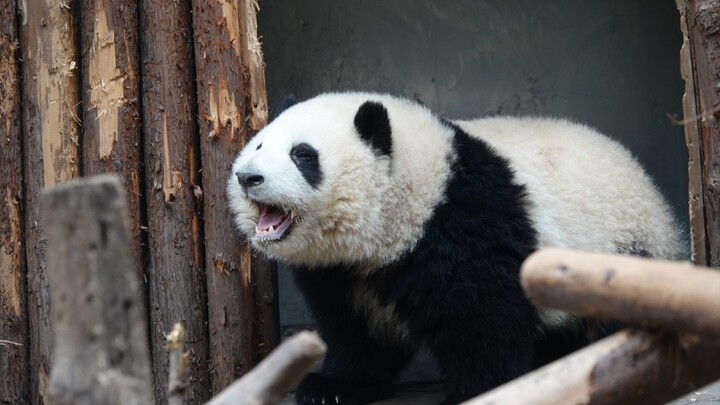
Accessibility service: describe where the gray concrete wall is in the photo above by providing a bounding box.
[258,0,688,379]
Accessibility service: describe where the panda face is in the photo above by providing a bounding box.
[228,93,456,269]
[228,94,390,267]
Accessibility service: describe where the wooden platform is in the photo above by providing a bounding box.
[282,382,444,405]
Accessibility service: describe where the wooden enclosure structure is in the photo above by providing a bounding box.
[0,0,278,403]
[1,0,720,404]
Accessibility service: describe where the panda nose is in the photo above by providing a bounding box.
[236,172,265,189]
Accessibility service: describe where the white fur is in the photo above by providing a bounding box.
[351,281,410,343]
[455,117,683,327]
[456,117,682,260]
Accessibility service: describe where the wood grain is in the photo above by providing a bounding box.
[0,0,28,401]
[18,0,81,402]
[521,249,720,335]
[138,0,210,401]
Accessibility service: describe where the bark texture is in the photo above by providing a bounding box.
[138,0,210,401]
[0,0,28,402]
[467,330,720,405]
[18,0,81,402]
[140,0,210,403]
[678,0,720,267]
[190,0,277,394]
[79,0,146,312]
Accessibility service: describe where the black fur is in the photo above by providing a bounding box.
[294,124,544,404]
[353,101,393,157]
[533,318,619,367]
[291,143,322,188]
[616,241,651,258]
[270,94,299,122]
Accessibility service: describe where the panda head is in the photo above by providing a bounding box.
[228,93,454,269]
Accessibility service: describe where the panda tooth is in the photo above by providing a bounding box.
[269,225,275,232]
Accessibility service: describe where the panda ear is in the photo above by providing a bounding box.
[354,101,392,156]
[269,94,299,122]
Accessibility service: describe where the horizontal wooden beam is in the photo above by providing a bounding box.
[521,248,720,335]
[465,329,720,405]
[206,331,325,405]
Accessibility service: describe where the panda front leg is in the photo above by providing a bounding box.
[293,267,413,405]
[421,280,538,404]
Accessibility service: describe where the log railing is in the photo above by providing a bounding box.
[465,249,720,405]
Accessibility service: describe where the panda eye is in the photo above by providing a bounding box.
[291,143,319,161]
[256,143,262,150]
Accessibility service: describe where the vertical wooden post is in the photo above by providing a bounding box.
[238,0,281,366]
[18,0,81,402]
[0,0,29,402]
[43,176,152,405]
[190,0,277,394]
[677,0,720,267]
[138,0,210,401]
[190,0,253,393]
[79,0,146,315]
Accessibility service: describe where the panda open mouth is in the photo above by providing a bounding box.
[254,203,294,241]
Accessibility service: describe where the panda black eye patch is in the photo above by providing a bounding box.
[290,143,322,188]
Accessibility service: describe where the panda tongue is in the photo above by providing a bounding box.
[257,204,287,231]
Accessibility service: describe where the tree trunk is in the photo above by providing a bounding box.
[190,0,277,394]
[191,0,254,392]
[0,0,29,401]
[138,0,210,401]
[18,0,81,402]
[79,0,147,325]
[43,175,152,405]
[677,0,720,267]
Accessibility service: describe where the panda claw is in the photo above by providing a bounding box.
[322,397,326,405]
[335,395,340,404]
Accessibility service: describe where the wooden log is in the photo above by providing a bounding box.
[677,0,709,266]
[18,0,82,402]
[206,331,326,405]
[79,0,146,314]
[521,248,720,336]
[677,0,720,267]
[239,0,281,369]
[42,175,152,405]
[464,329,720,405]
[138,0,211,401]
[0,0,29,401]
[190,0,275,393]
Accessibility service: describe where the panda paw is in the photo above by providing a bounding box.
[295,373,392,405]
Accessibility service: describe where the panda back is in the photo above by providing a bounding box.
[455,117,682,261]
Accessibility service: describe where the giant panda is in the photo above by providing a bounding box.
[227,92,682,404]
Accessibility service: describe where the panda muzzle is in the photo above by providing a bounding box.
[254,203,294,240]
